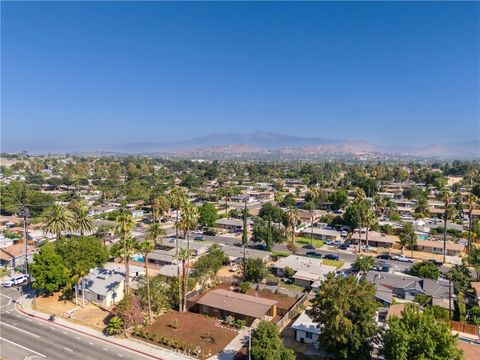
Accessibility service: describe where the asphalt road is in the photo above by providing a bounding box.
[0,288,151,360]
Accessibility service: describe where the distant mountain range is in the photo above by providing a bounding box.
[112,132,479,159]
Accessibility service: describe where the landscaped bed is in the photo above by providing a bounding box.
[245,288,298,311]
[136,310,238,359]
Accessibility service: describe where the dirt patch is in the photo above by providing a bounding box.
[33,292,110,331]
[143,310,238,359]
[245,289,297,311]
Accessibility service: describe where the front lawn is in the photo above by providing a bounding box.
[294,237,325,248]
[322,259,344,269]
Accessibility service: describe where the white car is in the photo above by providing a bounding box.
[394,255,414,263]
[2,274,28,287]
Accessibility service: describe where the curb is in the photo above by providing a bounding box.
[16,305,165,360]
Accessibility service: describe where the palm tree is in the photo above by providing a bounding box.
[42,203,75,240]
[137,239,154,323]
[111,235,138,297]
[467,193,478,257]
[399,222,416,257]
[146,223,166,246]
[242,201,249,278]
[176,248,194,312]
[287,207,300,244]
[73,206,95,236]
[176,201,199,312]
[440,190,453,264]
[168,186,188,256]
[353,189,367,253]
[115,212,135,295]
[364,206,376,251]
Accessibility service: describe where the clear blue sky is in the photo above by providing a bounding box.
[2,1,479,152]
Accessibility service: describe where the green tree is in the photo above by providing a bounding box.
[440,190,453,264]
[465,246,480,280]
[286,207,300,244]
[137,238,155,323]
[146,223,166,246]
[151,195,170,223]
[245,258,267,283]
[31,243,68,294]
[251,320,295,360]
[399,222,416,256]
[115,211,135,295]
[137,275,174,315]
[42,203,75,240]
[258,203,286,223]
[72,206,95,236]
[467,306,480,325]
[447,264,471,294]
[198,202,218,228]
[176,248,195,312]
[382,304,463,360]
[105,316,124,335]
[242,201,249,277]
[353,255,375,275]
[409,261,440,280]
[192,244,228,287]
[330,189,349,210]
[308,273,378,360]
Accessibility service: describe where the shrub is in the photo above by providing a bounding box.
[239,282,251,294]
[105,316,124,335]
[224,315,236,327]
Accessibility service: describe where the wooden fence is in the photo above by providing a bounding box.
[450,320,479,336]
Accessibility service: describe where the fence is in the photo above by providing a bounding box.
[450,320,479,336]
[276,292,308,330]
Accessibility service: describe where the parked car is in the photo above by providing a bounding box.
[325,240,334,246]
[194,236,206,241]
[394,255,414,263]
[2,274,28,287]
[302,244,315,250]
[376,254,393,260]
[375,262,391,272]
[338,244,348,250]
[253,244,267,251]
[427,259,443,267]
[324,254,340,261]
[334,240,343,246]
[306,251,322,258]
[203,229,217,236]
[340,231,348,237]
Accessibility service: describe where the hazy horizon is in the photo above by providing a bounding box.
[2,2,479,153]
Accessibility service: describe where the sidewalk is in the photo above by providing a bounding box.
[16,291,191,360]
[208,328,247,360]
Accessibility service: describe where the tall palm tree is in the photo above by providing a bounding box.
[95,224,114,246]
[364,206,376,251]
[73,206,95,236]
[137,239,154,323]
[111,235,138,297]
[42,203,75,240]
[440,190,453,264]
[242,201,249,278]
[467,193,478,257]
[168,186,188,256]
[176,248,194,312]
[287,207,300,244]
[146,223,166,246]
[353,189,367,253]
[115,212,135,295]
[177,202,199,312]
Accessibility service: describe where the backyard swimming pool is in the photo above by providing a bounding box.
[417,234,429,240]
[131,254,145,263]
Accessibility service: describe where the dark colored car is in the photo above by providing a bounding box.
[338,244,348,250]
[203,229,217,236]
[376,254,393,260]
[306,251,322,258]
[254,244,267,251]
[302,244,315,250]
[324,254,340,261]
[194,236,206,241]
[427,259,443,267]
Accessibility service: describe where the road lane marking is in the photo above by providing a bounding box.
[75,336,80,340]
[117,354,124,357]
[103,347,109,351]
[49,326,55,330]
[0,336,46,357]
[64,347,73,352]
[0,321,40,338]
[88,341,93,345]
[63,331,68,334]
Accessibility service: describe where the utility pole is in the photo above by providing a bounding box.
[21,183,31,284]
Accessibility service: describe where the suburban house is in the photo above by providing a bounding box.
[271,255,337,289]
[0,235,15,249]
[350,231,398,249]
[301,227,341,241]
[366,271,453,309]
[222,245,271,263]
[297,210,325,225]
[215,218,252,231]
[414,239,465,256]
[195,289,277,324]
[78,268,125,308]
[0,243,36,269]
[471,282,480,305]
[291,308,320,348]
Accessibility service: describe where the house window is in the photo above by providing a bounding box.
[97,294,104,301]
[305,332,313,339]
[203,305,209,313]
